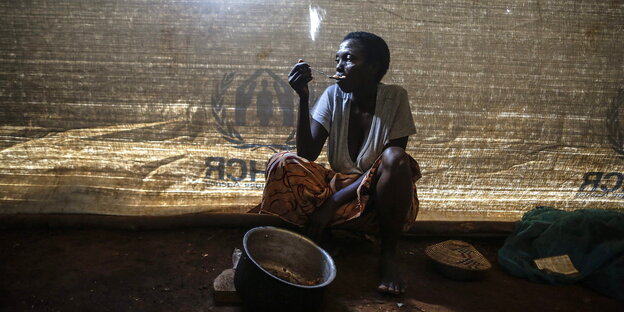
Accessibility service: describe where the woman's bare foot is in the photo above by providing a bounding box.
[377,255,406,295]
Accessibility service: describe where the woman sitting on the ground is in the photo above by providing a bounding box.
[251,31,421,295]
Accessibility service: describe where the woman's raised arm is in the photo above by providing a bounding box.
[288,61,328,161]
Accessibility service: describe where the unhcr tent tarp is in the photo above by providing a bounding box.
[0,0,623,221]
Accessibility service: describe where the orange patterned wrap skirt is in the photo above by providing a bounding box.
[249,151,421,231]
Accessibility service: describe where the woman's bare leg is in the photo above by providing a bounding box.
[373,147,413,295]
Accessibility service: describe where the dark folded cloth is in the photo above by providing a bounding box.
[498,206,624,300]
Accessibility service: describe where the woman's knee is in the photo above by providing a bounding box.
[268,151,294,163]
[380,147,410,172]
[266,150,326,180]
[266,151,296,177]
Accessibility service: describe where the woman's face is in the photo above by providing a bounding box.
[335,39,378,93]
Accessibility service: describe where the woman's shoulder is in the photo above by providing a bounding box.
[378,83,407,95]
[377,84,408,107]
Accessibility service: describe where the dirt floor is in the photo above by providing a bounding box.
[1,227,622,312]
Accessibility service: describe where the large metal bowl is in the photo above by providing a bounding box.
[234,226,336,311]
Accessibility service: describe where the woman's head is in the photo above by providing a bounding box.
[341,32,390,83]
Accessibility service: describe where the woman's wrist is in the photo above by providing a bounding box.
[329,186,356,208]
[298,95,309,103]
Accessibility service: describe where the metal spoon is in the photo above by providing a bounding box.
[312,67,345,80]
[299,59,345,80]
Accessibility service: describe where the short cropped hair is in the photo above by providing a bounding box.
[342,32,390,83]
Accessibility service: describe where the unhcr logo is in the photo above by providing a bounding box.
[211,69,300,152]
[576,172,624,199]
[205,69,320,185]
[576,89,624,199]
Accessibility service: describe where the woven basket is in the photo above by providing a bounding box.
[425,240,492,280]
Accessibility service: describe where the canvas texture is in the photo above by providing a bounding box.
[0,0,623,220]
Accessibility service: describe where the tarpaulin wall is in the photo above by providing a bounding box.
[0,0,623,221]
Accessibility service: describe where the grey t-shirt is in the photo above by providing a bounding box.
[311,84,416,175]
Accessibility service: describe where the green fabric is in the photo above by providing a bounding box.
[498,206,624,300]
